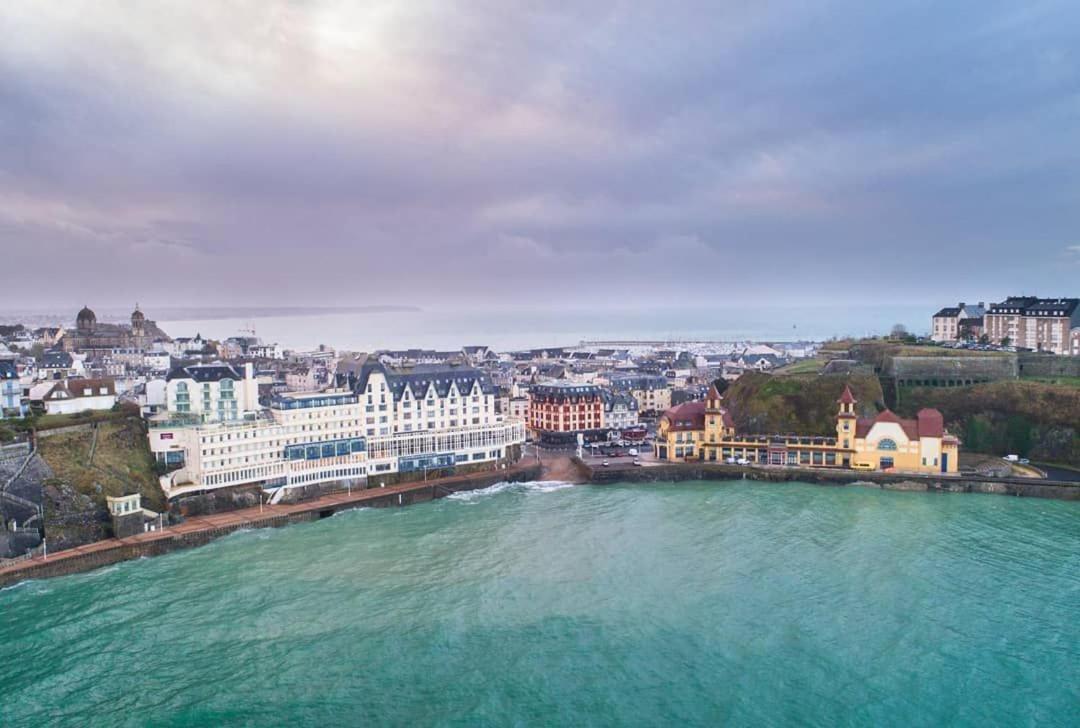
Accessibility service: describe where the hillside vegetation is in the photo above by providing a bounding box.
[723,372,884,436]
[37,417,165,548]
[897,382,1080,467]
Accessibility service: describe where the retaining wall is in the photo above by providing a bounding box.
[1018,353,1080,378]
[887,355,1018,385]
[587,463,1080,500]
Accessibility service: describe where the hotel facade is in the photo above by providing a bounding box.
[149,362,525,498]
[527,382,606,444]
[655,385,959,475]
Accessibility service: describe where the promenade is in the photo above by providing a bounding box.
[0,460,543,588]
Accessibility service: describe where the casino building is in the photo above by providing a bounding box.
[655,384,959,475]
[149,361,525,498]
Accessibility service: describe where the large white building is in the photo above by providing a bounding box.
[164,362,260,423]
[149,361,525,498]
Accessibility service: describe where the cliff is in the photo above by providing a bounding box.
[722,373,885,436]
[897,382,1080,467]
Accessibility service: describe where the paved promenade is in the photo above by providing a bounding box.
[1,461,543,587]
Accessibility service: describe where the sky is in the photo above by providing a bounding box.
[1,1,1078,312]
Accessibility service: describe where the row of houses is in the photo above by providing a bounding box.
[932,296,1080,355]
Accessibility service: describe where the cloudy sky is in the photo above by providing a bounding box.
[1,1,1078,311]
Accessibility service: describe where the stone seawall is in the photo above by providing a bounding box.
[587,463,1080,500]
[0,462,542,589]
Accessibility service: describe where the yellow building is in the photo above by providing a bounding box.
[654,384,960,475]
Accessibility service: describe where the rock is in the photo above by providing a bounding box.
[849,480,880,489]
[882,480,928,491]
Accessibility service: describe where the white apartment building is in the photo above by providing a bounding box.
[149,362,525,498]
[165,362,260,423]
[601,391,639,431]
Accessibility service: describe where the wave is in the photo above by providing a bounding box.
[446,480,574,503]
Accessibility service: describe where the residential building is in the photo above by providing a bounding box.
[527,382,606,443]
[0,360,26,418]
[931,302,986,342]
[983,297,1080,354]
[41,377,117,415]
[39,350,83,380]
[601,390,639,431]
[165,362,260,423]
[508,395,530,421]
[655,384,959,475]
[1072,328,1080,357]
[610,374,672,415]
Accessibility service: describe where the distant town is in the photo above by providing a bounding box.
[1,295,1078,565]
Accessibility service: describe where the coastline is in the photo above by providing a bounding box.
[0,461,542,590]
[5,457,1078,590]
[586,460,1080,499]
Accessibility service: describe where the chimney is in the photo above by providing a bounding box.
[958,302,965,308]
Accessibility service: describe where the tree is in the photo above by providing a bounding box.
[890,323,908,339]
[978,334,990,344]
[1001,336,1012,348]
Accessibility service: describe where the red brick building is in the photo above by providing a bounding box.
[527,382,606,444]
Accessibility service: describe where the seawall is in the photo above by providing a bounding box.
[0,461,542,589]
[586,461,1080,499]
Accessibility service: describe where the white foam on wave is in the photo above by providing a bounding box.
[0,579,36,593]
[446,480,575,503]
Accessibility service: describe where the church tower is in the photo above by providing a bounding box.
[131,304,146,338]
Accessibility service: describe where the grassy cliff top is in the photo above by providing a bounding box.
[723,372,884,436]
[37,417,166,512]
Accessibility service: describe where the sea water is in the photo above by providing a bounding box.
[1,481,1077,727]
[155,303,932,351]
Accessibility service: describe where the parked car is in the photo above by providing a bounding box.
[725,457,737,464]
[1019,458,1030,465]
[632,459,642,466]
[627,448,638,457]
[602,460,610,467]
[736,457,749,466]
[1004,454,1019,462]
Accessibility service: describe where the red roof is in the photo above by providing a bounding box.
[916,408,944,437]
[707,384,722,400]
[662,401,706,432]
[837,384,857,404]
[855,407,946,440]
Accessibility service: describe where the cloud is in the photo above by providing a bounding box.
[0,0,1078,308]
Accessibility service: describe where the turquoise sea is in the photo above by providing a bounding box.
[2,481,1078,727]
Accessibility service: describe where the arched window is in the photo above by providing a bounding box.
[878,438,897,451]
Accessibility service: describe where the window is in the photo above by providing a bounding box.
[877,439,897,451]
